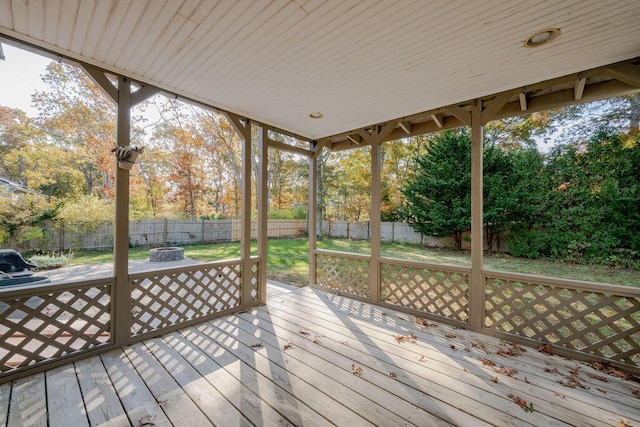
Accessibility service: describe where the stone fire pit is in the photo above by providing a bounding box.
[149,247,184,262]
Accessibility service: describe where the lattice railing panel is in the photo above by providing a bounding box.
[131,262,241,336]
[381,261,470,322]
[0,283,111,373]
[315,253,370,297]
[251,259,260,302]
[485,275,640,365]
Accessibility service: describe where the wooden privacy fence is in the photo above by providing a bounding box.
[0,258,261,383]
[313,249,640,373]
[19,219,307,252]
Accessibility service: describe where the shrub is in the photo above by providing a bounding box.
[28,253,72,270]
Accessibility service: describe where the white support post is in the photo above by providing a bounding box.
[470,100,484,330]
[308,145,319,286]
[240,123,252,307]
[113,76,131,345]
[257,126,268,304]
[369,141,382,304]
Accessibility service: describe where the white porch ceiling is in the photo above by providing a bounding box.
[0,0,639,140]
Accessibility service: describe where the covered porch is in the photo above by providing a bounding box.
[3,284,639,426]
[1,1,640,425]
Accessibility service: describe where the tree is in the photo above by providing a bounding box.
[402,129,471,250]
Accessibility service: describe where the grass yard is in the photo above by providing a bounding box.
[67,237,640,287]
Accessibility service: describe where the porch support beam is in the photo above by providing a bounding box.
[481,92,512,125]
[308,143,319,286]
[82,65,118,103]
[267,138,313,157]
[574,77,587,101]
[226,112,253,307]
[446,105,471,126]
[131,85,159,107]
[257,126,268,304]
[113,76,131,345]
[604,63,640,88]
[519,92,527,111]
[470,99,484,331]
[431,113,444,128]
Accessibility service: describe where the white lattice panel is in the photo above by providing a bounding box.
[131,263,241,336]
[0,283,111,373]
[315,253,370,297]
[485,275,640,366]
[381,262,470,322]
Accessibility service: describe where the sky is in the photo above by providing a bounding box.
[0,43,52,116]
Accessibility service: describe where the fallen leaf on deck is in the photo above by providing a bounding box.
[381,311,388,316]
[156,398,168,408]
[480,357,496,367]
[631,388,639,398]
[538,343,553,355]
[554,392,566,398]
[138,414,156,426]
[389,372,397,378]
[596,387,607,394]
[569,366,581,375]
[282,342,294,350]
[544,366,560,375]
[508,394,535,413]
[449,345,456,351]
[497,365,518,377]
[445,333,457,339]
[250,343,263,348]
[351,364,363,376]
[418,355,427,363]
[415,317,437,328]
[299,329,311,336]
[588,373,608,382]
[312,338,321,344]
[398,315,408,321]
[617,421,632,427]
[394,333,417,344]
[463,368,469,373]
[492,376,498,383]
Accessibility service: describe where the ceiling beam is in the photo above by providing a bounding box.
[604,63,640,88]
[574,77,587,101]
[398,121,412,134]
[430,113,444,128]
[267,138,313,157]
[481,91,512,124]
[519,92,527,111]
[131,85,160,107]
[446,105,471,126]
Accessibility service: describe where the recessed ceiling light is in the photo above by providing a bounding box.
[308,112,324,119]
[523,28,561,48]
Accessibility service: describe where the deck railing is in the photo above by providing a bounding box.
[314,249,640,373]
[0,257,261,383]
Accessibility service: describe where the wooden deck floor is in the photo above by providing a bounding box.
[1,283,639,427]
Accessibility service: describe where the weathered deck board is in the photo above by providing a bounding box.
[74,356,129,427]
[7,373,46,427]
[2,284,639,427]
[0,382,10,427]
[46,364,89,427]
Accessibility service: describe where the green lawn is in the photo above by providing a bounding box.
[67,238,640,287]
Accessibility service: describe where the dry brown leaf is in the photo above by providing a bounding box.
[445,333,457,339]
[299,329,311,336]
[596,387,608,394]
[394,333,417,344]
[389,372,397,378]
[554,392,566,398]
[418,355,427,363]
[463,368,469,373]
[538,343,553,355]
[351,364,363,376]
[497,366,518,377]
[544,366,561,375]
[617,421,632,427]
[449,345,457,351]
[524,377,531,384]
[282,342,294,350]
[250,343,263,348]
[398,315,409,321]
[492,376,498,383]
[415,317,437,328]
[381,311,388,316]
[480,357,496,367]
[138,414,156,426]
[588,373,608,382]
[156,398,168,408]
[631,388,640,398]
[507,394,534,413]
[312,338,321,344]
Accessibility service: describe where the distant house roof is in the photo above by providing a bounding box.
[0,177,44,198]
